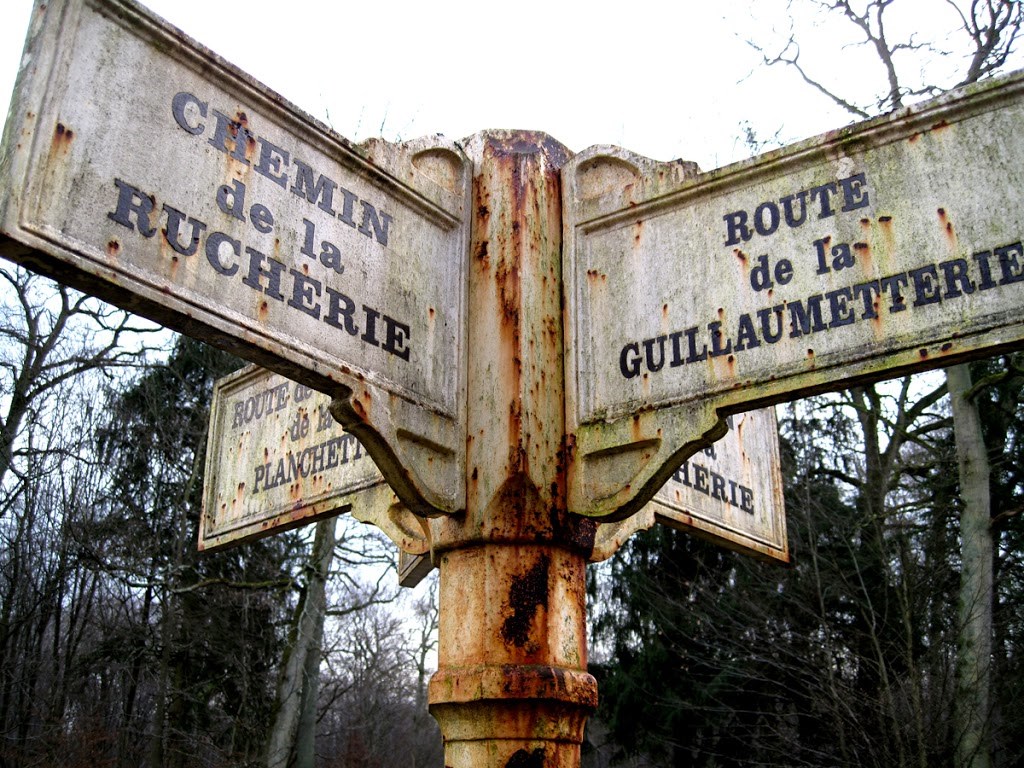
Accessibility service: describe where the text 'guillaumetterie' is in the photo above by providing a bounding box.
[619,172,1023,380]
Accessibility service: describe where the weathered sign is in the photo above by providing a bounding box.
[590,408,787,563]
[564,70,1024,519]
[202,366,431,559]
[0,0,471,516]
[650,408,787,562]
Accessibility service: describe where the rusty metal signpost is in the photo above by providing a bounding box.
[4,1,1024,766]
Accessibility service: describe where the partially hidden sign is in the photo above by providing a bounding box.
[202,365,430,559]
[564,69,1024,519]
[650,408,786,562]
[0,0,471,516]
[590,408,787,564]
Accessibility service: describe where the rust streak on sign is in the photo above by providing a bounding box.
[0,0,471,517]
[564,70,1024,520]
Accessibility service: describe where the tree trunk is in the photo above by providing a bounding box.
[294,622,322,768]
[266,517,336,768]
[949,363,993,768]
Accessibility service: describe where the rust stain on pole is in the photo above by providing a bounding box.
[427,132,596,767]
[501,554,550,649]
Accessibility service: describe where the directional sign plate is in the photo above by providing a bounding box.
[649,408,786,562]
[202,366,430,555]
[589,408,787,563]
[564,70,1024,519]
[0,0,471,515]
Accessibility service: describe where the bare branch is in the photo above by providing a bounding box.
[747,34,873,118]
[954,0,1024,85]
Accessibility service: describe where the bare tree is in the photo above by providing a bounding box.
[266,518,337,768]
[747,1,1022,119]
[0,268,157,495]
[745,3,1023,766]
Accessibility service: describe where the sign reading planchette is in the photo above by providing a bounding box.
[563,70,1024,520]
[0,0,471,517]
[201,365,431,559]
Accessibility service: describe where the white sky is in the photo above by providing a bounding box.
[4,1,1018,173]
[0,0,879,173]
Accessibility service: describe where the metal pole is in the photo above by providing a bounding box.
[427,131,598,767]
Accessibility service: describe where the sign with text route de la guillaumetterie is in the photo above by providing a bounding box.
[564,69,1024,520]
[0,0,471,517]
[202,366,431,584]
[590,408,788,564]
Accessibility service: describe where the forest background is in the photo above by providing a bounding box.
[1,1,1023,767]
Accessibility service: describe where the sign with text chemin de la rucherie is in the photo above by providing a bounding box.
[564,69,1024,520]
[202,365,431,560]
[0,0,471,516]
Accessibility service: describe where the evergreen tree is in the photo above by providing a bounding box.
[88,336,297,767]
